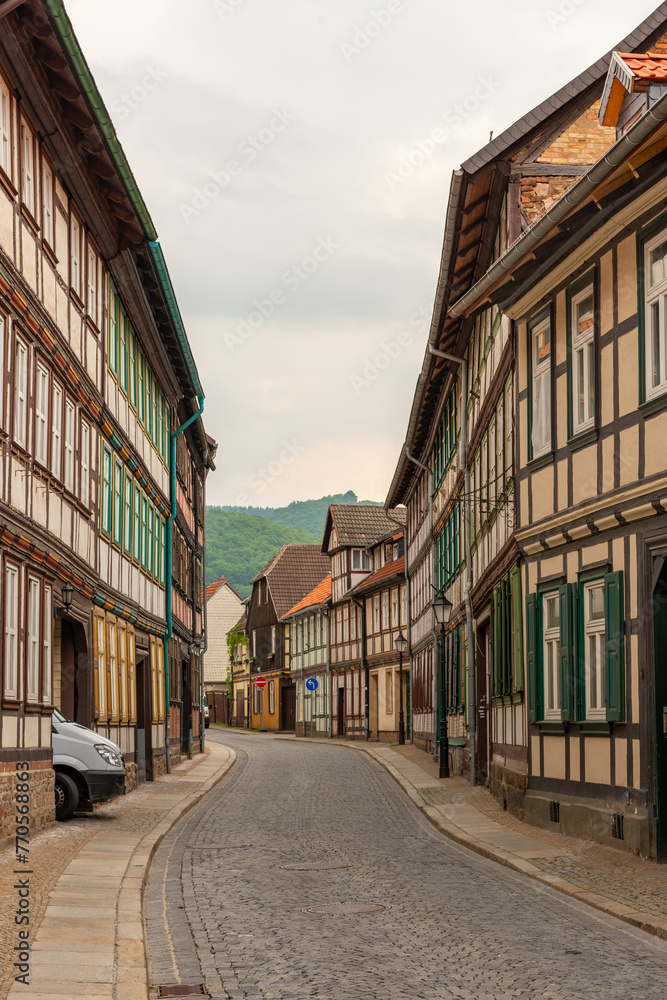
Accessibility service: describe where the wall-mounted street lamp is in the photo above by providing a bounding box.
[433,591,453,779]
[394,631,408,746]
[54,582,75,618]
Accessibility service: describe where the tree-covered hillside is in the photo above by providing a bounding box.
[205,509,318,599]
[215,490,381,538]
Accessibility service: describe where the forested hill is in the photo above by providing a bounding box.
[205,510,318,599]
[216,491,381,538]
[205,492,382,599]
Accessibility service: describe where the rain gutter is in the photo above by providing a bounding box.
[449,89,667,320]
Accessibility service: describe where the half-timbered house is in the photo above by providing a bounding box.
[322,504,405,739]
[283,574,331,737]
[246,544,329,732]
[0,1,209,837]
[229,607,249,728]
[449,47,667,856]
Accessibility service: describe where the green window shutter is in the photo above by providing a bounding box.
[558,583,576,722]
[605,571,625,722]
[492,584,501,697]
[510,565,524,692]
[526,593,541,721]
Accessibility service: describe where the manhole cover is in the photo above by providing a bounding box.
[187,843,253,850]
[157,986,207,998]
[280,862,352,871]
[302,903,387,915]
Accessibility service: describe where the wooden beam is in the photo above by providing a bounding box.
[511,162,590,177]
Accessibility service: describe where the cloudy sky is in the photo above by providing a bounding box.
[65,0,658,507]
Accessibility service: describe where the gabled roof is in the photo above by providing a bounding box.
[352,555,405,595]
[321,505,406,553]
[284,575,332,619]
[600,50,667,126]
[251,545,331,619]
[205,577,244,603]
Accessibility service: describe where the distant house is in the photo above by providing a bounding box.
[283,575,331,737]
[203,577,244,724]
[246,545,330,731]
[322,505,406,739]
[229,607,249,728]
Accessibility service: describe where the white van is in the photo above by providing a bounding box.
[52,709,126,820]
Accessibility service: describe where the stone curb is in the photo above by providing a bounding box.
[296,736,667,944]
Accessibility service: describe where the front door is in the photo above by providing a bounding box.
[135,654,152,781]
[653,556,667,858]
[337,686,345,737]
[281,685,296,732]
[181,659,190,753]
[476,625,489,784]
[370,673,378,738]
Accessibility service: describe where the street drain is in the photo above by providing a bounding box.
[157,986,207,998]
[280,862,352,871]
[187,843,253,850]
[302,903,387,915]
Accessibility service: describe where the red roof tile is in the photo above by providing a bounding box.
[352,555,405,594]
[618,51,667,79]
[204,576,244,603]
[284,575,331,618]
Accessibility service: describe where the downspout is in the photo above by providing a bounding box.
[164,396,205,773]
[199,467,208,751]
[428,345,476,785]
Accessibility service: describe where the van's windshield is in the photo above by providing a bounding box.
[53,708,68,723]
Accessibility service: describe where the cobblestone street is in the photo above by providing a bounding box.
[145,732,667,1000]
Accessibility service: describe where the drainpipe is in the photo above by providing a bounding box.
[163,395,205,773]
[199,467,208,751]
[427,345,476,785]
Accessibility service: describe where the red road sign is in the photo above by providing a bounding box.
[255,676,267,690]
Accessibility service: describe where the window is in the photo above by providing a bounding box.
[351,548,370,571]
[42,159,54,248]
[112,458,123,546]
[21,122,35,217]
[530,314,552,459]
[107,619,118,721]
[127,628,136,722]
[101,445,112,538]
[391,588,399,628]
[644,230,667,399]
[433,386,458,492]
[269,679,275,714]
[128,326,136,409]
[271,625,276,654]
[80,419,90,508]
[133,483,141,562]
[147,504,154,575]
[43,585,52,706]
[570,284,595,435]
[584,581,606,720]
[492,567,524,701]
[0,313,5,431]
[70,214,82,299]
[382,591,389,631]
[51,381,62,479]
[118,309,127,393]
[4,563,18,700]
[160,518,166,585]
[35,362,49,467]
[252,630,256,658]
[435,505,460,590]
[94,614,106,719]
[527,572,625,724]
[373,595,380,633]
[14,336,28,449]
[26,576,40,704]
[400,584,407,626]
[0,78,10,177]
[386,670,393,713]
[64,399,75,492]
[87,246,98,325]
[108,281,118,377]
[141,495,148,568]
[353,670,360,716]
[543,592,561,720]
[118,623,127,722]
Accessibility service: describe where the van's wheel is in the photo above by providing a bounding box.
[54,773,79,821]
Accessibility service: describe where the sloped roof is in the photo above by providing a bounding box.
[284,575,332,618]
[230,610,247,633]
[204,577,244,603]
[251,545,331,619]
[323,505,406,552]
[352,555,405,595]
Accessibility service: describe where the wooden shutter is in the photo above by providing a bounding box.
[510,565,524,693]
[127,626,136,724]
[558,583,577,722]
[605,571,625,722]
[526,593,540,722]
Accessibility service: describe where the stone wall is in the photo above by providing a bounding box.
[490,759,528,820]
[0,762,55,846]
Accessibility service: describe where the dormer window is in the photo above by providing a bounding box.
[351,548,370,571]
[599,51,667,131]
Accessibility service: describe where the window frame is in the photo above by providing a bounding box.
[643,226,667,402]
[527,308,553,463]
[26,574,40,705]
[3,560,19,701]
[567,272,597,440]
[112,456,123,548]
[13,333,29,451]
[50,379,63,480]
[100,443,112,539]
[70,210,83,302]
[34,359,49,469]
[583,579,606,721]
[20,118,36,221]
[542,590,561,721]
[79,416,90,509]
[63,397,76,494]
[41,156,55,251]
[0,74,12,182]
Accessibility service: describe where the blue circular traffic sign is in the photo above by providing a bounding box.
[305,677,318,692]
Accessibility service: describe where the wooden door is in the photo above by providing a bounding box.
[653,556,667,858]
[370,673,378,738]
[135,654,152,781]
[281,685,296,731]
[476,625,489,783]
[337,686,345,736]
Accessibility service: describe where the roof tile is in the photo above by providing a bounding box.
[284,574,331,618]
[251,544,331,619]
[327,505,406,548]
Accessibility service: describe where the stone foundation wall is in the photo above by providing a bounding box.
[0,763,55,846]
[152,751,167,778]
[490,760,529,820]
[124,762,138,794]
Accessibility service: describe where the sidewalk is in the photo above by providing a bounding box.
[1,741,235,1000]
[337,739,667,941]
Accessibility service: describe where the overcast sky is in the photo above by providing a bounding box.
[65,0,658,507]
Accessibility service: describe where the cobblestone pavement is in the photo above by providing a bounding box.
[145,731,667,1000]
